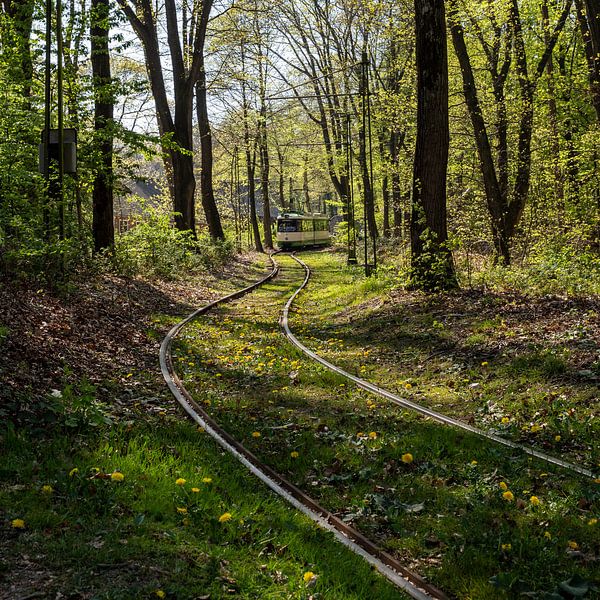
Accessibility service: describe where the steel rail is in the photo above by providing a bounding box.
[160,253,448,600]
[281,254,596,480]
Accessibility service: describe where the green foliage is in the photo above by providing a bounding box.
[473,242,600,296]
[111,203,235,278]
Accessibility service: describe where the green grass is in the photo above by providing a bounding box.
[171,251,600,599]
[0,405,405,599]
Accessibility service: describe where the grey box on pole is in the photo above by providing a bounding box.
[39,128,77,174]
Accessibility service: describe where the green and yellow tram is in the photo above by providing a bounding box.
[276,213,331,250]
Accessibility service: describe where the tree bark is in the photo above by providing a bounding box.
[411,0,456,290]
[91,0,114,252]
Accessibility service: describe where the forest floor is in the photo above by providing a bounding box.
[0,248,599,599]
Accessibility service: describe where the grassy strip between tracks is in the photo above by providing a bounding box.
[172,251,600,600]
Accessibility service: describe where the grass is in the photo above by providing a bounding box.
[0,399,404,599]
[171,251,600,599]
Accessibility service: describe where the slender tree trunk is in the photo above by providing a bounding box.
[91,0,114,252]
[196,70,225,239]
[411,0,456,290]
[575,0,600,121]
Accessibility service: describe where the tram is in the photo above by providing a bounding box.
[276,212,331,250]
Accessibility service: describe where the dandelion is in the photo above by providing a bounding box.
[501,417,510,424]
[554,435,561,442]
[252,431,261,438]
[499,481,508,491]
[501,543,511,551]
[177,507,188,514]
[568,540,579,550]
[404,382,412,390]
[368,431,377,439]
[588,518,598,526]
[11,519,25,529]
[69,468,79,477]
[402,453,414,464]
[303,571,316,584]
[290,451,299,459]
[544,531,552,540]
[502,490,515,502]
[530,424,541,433]
[202,477,212,483]
[197,427,205,433]
[111,471,124,482]
[41,485,53,495]
[191,488,200,493]
[175,478,186,486]
[470,460,478,466]
[219,512,232,523]
[155,591,166,599]
[357,432,365,438]
[530,496,541,506]
[481,361,488,367]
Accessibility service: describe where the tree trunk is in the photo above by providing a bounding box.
[196,71,225,239]
[411,0,456,290]
[91,0,114,252]
[576,0,600,121]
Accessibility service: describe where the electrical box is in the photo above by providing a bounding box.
[39,128,77,174]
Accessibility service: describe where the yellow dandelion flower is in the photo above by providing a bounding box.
[499,481,508,491]
[303,571,316,583]
[404,383,412,390]
[202,477,212,483]
[290,451,299,458]
[191,488,200,493]
[501,417,510,424]
[11,518,25,529]
[219,512,232,523]
[252,431,261,438]
[155,591,166,599]
[554,435,561,442]
[110,471,124,482]
[530,496,541,506]
[481,361,488,367]
[197,427,205,433]
[502,490,515,501]
[588,518,597,526]
[501,543,511,551]
[177,507,188,514]
[530,424,541,433]
[368,431,377,439]
[544,531,552,539]
[357,432,364,438]
[69,467,79,477]
[175,478,186,486]
[402,453,414,464]
[568,540,579,550]
[470,460,478,466]
[41,485,53,494]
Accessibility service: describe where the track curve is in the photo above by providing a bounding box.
[160,253,447,600]
[281,253,596,480]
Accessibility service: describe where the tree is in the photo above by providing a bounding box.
[411,0,456,290]
[91,0,115,251]
[117,0,224,238]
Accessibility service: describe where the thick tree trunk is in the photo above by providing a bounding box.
[196,71,225,239]
[411,0,456,290]
[576,0,600,122]
[91,0,114,252]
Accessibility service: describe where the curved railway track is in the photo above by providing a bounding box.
[282,254,596,481]
[160,250,596,599]
[160,253,447,600]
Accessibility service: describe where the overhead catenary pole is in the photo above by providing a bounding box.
[346,114,357,264]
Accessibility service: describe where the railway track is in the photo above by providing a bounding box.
[161,251,597,599]
[282,254,596,481]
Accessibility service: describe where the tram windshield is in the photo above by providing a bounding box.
[277,219,299,232]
